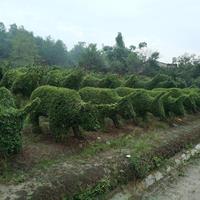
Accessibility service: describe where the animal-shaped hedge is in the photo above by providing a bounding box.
[30,86,99,139]
[0,87,40,156]
[79,87,136,128]
[124,90,166,120]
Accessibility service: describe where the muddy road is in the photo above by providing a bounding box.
[141,156,200,200]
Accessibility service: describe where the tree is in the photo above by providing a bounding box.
[115,32,125,48]
[79,43,106,71]
[10,26,39,66]
[150,51,159,60]
[139,42,147,49]
[69,42,86,66]
[0,22,10,61]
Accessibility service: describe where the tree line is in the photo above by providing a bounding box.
[0,22,161,75]
[1,21,200,81]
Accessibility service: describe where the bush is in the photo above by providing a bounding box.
[81,75,101,88]
[161,93,186,116]
[0,87,40,156]
[0,87,15,108]
[126,90,166,119]
[146,74,170,89]
[30,86,98,139]
[124,75,147,88]
[44,69,69,87]
[98,74,122,89]
[61,70,85,90]
[79,87,136,128]
[12,67,46,97]
[79,87,120,104]
[157,79,177,88]
[0,69,24,89]
[115,87,134,97]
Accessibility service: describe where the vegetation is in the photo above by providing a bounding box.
[0,87,40,156]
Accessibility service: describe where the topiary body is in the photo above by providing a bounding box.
[30,86,98,139]
[0,87,39,156]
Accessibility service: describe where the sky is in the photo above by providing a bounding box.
[1,0,200,62]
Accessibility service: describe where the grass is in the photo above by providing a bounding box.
[0,128,161,184]
[0,116,199,185]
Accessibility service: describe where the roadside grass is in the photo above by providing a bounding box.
[0,116,199,185]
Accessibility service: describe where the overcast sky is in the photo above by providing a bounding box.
[1,0,200,62]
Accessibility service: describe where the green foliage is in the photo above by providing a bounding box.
[61,69,85,90]
[30,86,98,138]
[73,178,112,200]
[79,43,107,71]
[115,87,134,97]
[12,66,47,97]
[81,75,101,88]
[98,74,122,88]
[124,89,166,119]
[10,27,39,67]
[0,87,40,156]
[0,69,24,89]
[124,75,147,88]
[130,154,152,178]
[79,87,120,104]
[146,74,170,89]
[44,69,69,87]
[79,87,136,128]
[0,87,15,108]
[163,95,186,116]
[79,103,100,131]
[127,90,152,117]
[0,107,23,156]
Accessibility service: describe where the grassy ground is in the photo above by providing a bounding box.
[1,114,200,199]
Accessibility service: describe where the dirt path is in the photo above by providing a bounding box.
[141,156,200,200]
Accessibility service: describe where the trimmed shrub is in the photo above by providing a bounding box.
[12,68,45,97]
[81,75,101,88]
[30,86,98,138]
[126,90,166,119]
[61,70,85,90]
[0,87,40,156]
[98,74,122,89]
[79,87,120,104]
[0,69,24,89]
[79,87,136,128]
[161,93,186,116]
[0,87,15,108]
[157,79,177,88]
[115,87,134,97]
[124,75,147,88]
[146,74,170,89]
[44,69,69,87]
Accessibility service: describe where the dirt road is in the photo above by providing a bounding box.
[141,157,200,200]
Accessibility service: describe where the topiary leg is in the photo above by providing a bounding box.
[30,112,41,134]
[111,115,120,128]
[72,125,84,139]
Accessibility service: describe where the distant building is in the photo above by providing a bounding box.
[157,61,177,68]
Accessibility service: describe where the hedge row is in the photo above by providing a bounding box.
[2,85,200,156]
[29,86,200,142]
[1,66,197,99]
